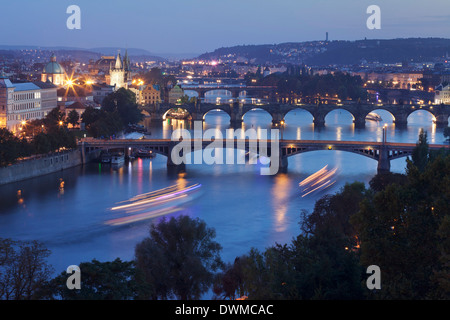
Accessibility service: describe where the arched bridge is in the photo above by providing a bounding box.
[181,85,277,101]
[79,138,449,175]
[141,102,450,128]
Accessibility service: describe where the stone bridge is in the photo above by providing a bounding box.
[181,85,277,101]
[141,102,450,128]
[80,138,449,175]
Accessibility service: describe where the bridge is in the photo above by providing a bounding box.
[141,102,450,128]
[79,138,449,175]
[180,85,277,101]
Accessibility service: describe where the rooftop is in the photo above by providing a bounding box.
[13,82,40,92]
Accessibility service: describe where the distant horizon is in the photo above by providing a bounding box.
[2,36,450,60]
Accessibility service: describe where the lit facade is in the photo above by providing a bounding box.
[142,84,161,105]
[41,54,66,86]
[109,51,132,90]
[0,76,44,133]
[435,84,450,104]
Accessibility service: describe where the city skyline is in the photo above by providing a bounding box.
[1,0,450,56]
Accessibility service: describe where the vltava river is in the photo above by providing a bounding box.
[0,109,445,277]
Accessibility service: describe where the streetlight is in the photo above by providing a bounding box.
[382,124,388,144]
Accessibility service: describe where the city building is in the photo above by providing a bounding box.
[91,83,115,105]
[141,84,161,105]
[41,53,66,86]
[353,71,424,90]
[109,51,132,90]
[435,84,450,104]
[0,73,49,133]
[168,85,184,104]
[34,81,58,116]
[57,86,94,108]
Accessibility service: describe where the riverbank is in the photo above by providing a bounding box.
[0,148,101,185]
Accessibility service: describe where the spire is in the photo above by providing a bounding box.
[115,51,123,69]
[124,49,131,71]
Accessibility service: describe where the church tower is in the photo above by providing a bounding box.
[109,51,127,90]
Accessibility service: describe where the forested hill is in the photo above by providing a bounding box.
[197,38,450,66]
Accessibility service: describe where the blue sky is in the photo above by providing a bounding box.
[1,0,449,55]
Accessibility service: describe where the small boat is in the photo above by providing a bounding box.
[111,153,125,165]
[366,112,382,122]
[135,149,156,158]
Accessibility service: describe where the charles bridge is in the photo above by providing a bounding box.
[141,101,450,128]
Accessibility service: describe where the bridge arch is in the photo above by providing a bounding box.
[184,90,199,98]
[282,107,314,125]
[364,108,396,123]
[241,107,274,123]
[162,106,193,120]
[406,108,436,125]
[204,89,235,103]
[202,107,232,121]
[324,108,356,125]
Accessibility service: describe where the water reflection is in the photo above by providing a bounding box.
[271,174,291,232]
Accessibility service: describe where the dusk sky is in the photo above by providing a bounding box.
[1,0,450,56]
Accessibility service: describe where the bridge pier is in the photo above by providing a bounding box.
[272,120,284,127]
[230,118,243,128]
[377,145,391,174]
[394,120,407,128]
[278,155,288,174]
[354,117,366,129]
[434,114,449,128]
[167,141,186,172]
[313,117,325,127]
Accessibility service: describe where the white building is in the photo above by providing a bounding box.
[435,84,450,104]
[0,73,56,134]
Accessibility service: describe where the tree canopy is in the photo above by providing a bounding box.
[135,215,223,300]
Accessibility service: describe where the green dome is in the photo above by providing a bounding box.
[43,54,65,74]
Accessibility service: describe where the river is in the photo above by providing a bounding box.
[0,108,445,278]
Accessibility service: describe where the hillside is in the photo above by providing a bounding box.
[197,38,450,66]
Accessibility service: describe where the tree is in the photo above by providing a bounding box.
[81,106,102,128]
[0,238,53,300]
[410,128,429,172]
[351,150,450,299]
[0,128,29,167]
[102,88,143,127]
[43,107,66,130]
[135,215,223,300]
[368,172,408,192]
[38,258,141,300]
[67,110,80,128]
[444,127,450,142]
[214,183,367,300]
[87,111,123,138]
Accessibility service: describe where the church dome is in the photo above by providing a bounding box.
[43,54,65,74]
